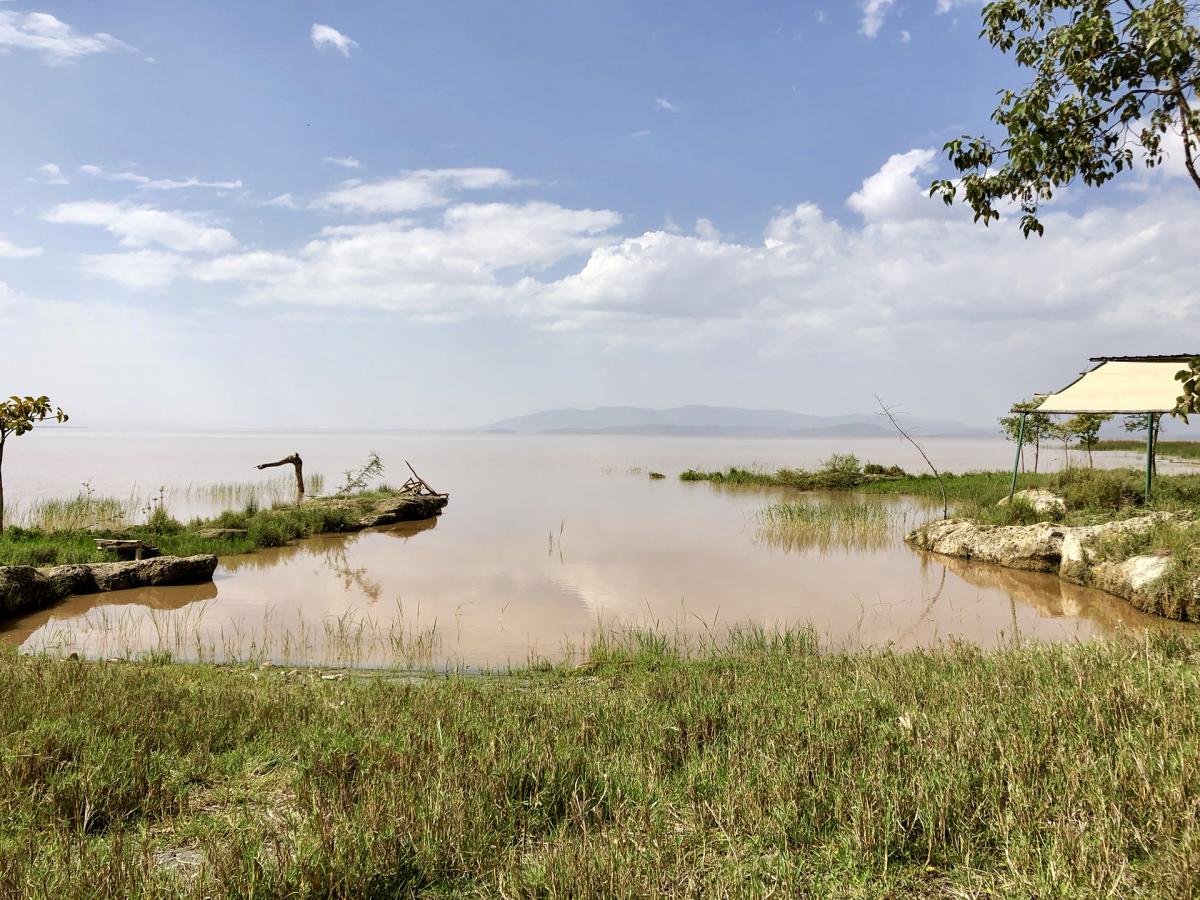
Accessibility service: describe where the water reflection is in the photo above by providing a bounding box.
[1,433,1193,667]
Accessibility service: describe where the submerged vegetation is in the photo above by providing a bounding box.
[3,630,1200,897]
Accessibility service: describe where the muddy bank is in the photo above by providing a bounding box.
[906,512,1197,621]
[0,555,218,619]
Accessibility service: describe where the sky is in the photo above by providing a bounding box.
[1,1,1197,430]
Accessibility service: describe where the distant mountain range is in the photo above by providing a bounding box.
[480,405,994,438]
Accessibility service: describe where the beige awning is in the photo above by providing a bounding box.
[1033,358,1192,414]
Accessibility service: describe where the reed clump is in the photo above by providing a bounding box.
[757,499,901,552]
[2,631,1200,896]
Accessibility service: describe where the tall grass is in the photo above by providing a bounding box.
[2,632,1200,896]
[756,499,903,553]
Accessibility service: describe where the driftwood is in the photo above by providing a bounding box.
[256,453,304,503]
[400,460,446,498]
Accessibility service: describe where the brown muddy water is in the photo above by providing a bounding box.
[2,431,1193,668]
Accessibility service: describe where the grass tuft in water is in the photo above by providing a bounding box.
[757,499,900,552]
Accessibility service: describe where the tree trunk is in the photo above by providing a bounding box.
[256,453,304,504]
[1034,434,1040,473]
[0,434,6,536]
[1087,442,1093,469]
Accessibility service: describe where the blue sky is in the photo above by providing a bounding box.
[1,1,1197,429]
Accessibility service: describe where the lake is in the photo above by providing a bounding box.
[1,430,1190,667]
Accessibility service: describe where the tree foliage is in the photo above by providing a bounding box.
[1173,357,1200,421]
[0,395,69,534]
[932,0,1200,236]
[1065,413,1114,466]
[1000,399,1056,471]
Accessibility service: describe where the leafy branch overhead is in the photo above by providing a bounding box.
[931,0,1200,236]
[1173,357,1200,421]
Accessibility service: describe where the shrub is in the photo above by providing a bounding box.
[247,517,290,549]
[815,453,863,489]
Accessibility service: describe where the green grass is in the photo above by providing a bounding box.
[1092,439,1200,461]
[0,492,396,568]
[757,499,901,552]
[3,632,1200,897]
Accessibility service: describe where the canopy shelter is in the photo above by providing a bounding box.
[1009,355,1197,501]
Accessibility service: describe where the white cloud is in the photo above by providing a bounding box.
[860,0,896,38]
[194,202,621,318]
[0,11,135,64]
[694,218,721,241]
[37,162,68,184]
[655,97,679,112]
[0,234,42,258]
[264,193,301,209]
[43,201,238,253]
[311,23,357,56]
[846,148,940,222]
[900,29,912,43]
[324,156,362,169]
[79,164,242,191]
[936,0,985,11]
[629,129,651,138]
[317,168,518,214]
[80,250,189,289]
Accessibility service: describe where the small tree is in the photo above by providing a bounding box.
[0,396,69,534]
[1000,399,1055,472]
[1048,418,1076,468]
[1066,413,1114,468]
[931,0,1200,236]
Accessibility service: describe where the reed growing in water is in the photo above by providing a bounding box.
[756,499,902,553]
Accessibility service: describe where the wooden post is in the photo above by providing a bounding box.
[1008,412,1027,503]
[256,453,304,504]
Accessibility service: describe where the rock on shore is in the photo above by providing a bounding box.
[0,555,218,619]
[906,513,1196,621]
[356,493,448,528]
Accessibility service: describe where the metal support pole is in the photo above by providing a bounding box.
[1009,412,1027,503]
[1145,411,1154,502]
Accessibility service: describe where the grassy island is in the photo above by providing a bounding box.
[0,489,442,569]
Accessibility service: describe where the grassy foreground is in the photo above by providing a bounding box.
[3,632,1200,898]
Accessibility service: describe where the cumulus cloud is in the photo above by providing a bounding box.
[324,156,362,169]
[655,97,679,112]
[51,149,1200,373]
[43,201,237,253]
[311,23,357,56]
[0,234,42,258]
[317,168,518,214]
[188,202,621,319]
[79,164,242,191]
[846,148,940,222]
[0,10,136,64]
